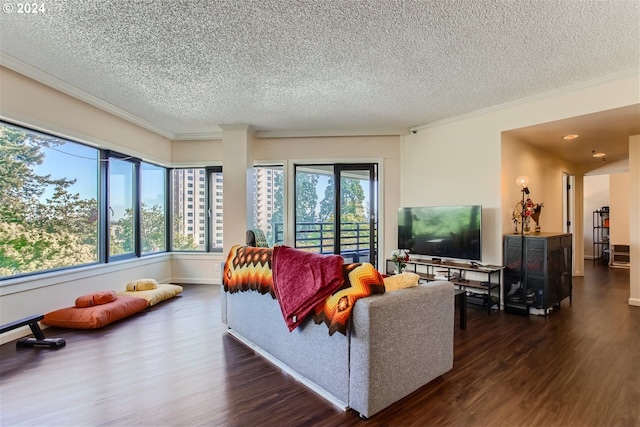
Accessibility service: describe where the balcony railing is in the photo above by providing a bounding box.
[271,221,373,263]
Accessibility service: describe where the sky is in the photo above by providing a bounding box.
[32,139,165,219]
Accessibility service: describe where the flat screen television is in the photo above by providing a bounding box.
[398,205,482,262]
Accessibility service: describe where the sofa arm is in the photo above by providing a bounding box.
[348,281,454,418]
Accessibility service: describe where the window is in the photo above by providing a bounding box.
[172,167,222,252]
[172,168,202,251]
[108,157,136,258]
[208,168,223,251]
[140,162,167,254]
[249,165,284,246]
[1,120,227,280]
[294,163,378,266]
[0,122,99,277]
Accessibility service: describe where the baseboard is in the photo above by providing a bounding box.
[169,277,219,285]
[629,298,640,307]
[226,328,348,412]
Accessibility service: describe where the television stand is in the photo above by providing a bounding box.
[386,258,504,314]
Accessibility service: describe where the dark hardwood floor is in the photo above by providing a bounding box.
[1,262,638,427]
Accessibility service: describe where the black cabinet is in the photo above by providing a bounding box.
[503,233,572,315]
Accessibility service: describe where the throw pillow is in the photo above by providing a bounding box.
[75,290,118,307]
[383,272,420,292]
[126,278,158,291]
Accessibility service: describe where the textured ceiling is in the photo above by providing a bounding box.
[0,0,639,144]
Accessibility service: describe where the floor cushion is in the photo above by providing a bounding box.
[43,296,148,329]
[117,284,183,306]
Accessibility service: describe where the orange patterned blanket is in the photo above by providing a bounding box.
[313,262,385,336]
[223,245,274,297]
[222,245,385,335]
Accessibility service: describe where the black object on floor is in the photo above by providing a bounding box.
[0,314,66,349]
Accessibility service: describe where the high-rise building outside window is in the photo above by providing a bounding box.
[249,165,284,246]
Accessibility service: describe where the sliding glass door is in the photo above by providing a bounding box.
[294,163,378,268]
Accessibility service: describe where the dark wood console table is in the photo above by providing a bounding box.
[386,258,503,314]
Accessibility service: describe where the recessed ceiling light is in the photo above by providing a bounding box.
[592,152,606,158]
[563,134,579,140]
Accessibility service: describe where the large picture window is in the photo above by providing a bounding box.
[1,120,224,280]
[0,122,99,277]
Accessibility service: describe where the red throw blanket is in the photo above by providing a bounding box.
[271,245,345,332]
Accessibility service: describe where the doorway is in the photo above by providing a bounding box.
[294,163,378,268]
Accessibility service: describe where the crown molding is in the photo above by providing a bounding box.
[410,67,640,133]
[173,132,223,141]
[0,53,176,140]
[173,127,409,140]
[254,128,409,139]
[0,110,173,167]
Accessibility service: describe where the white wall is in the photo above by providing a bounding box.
[501,135,578,236]
[400,71,639,293]
[172,139,223,166]
[583,175,610,258]
[402,113,502,264]
[629,135,639,306]
[0,66,173,165]
[609,173,630,246]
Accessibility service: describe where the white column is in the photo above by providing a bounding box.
[221,125,254,254]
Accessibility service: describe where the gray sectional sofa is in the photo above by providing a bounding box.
[221,280,455,418]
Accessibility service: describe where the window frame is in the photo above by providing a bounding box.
[0,120,226,282]
[169,166,223,253]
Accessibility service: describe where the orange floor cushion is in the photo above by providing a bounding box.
[117,284,183,306]
[43,296,148,329]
